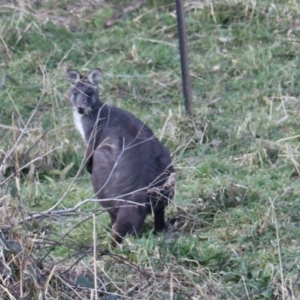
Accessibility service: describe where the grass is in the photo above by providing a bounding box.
[1,0,300,299]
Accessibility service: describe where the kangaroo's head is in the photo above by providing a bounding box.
[67,68,102,115]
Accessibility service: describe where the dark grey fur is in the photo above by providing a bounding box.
[67,68,175,245]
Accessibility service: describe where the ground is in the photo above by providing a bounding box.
[1,0,300,299]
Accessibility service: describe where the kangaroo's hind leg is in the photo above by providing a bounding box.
[154,209,167,233]
[152,181,174,233]
[112,201,148,246]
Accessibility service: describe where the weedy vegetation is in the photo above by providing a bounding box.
[1,0,300,299]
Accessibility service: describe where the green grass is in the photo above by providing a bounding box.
[1,0,300,299]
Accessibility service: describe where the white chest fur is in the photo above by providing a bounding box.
[73,110,86,141]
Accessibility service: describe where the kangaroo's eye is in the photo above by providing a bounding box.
[73,89,79,96]
[86,90,93,97]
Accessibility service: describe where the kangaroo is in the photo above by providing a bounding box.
[66,68,175,245]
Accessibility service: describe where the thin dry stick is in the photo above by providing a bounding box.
[0,124,24,131]
[269,197,285,299]
[54,274,85,299]
[0,190,151,231]
[0,37,12,60]
[93,213,98,300]
[0,93,44,175]
[241,276,249,299]
[276,134,300,143]
[44,265,56,296]
[159,109,173,141]
[0,285,17,300]
[170,272,174,300]
[7,90,25,126]
[59,252,92,276]
[12,113,20,191]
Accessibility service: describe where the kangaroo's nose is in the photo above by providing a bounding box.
[77,107,85,114]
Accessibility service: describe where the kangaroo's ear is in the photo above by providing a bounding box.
[67,69,80,83]
[88,68,102,86]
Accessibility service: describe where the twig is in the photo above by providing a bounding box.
[93,214,98,300]
[0,93,43,176]
[0,124,24,131]
[0,195,148,232]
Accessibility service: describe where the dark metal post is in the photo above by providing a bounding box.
[175,0,193,116]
